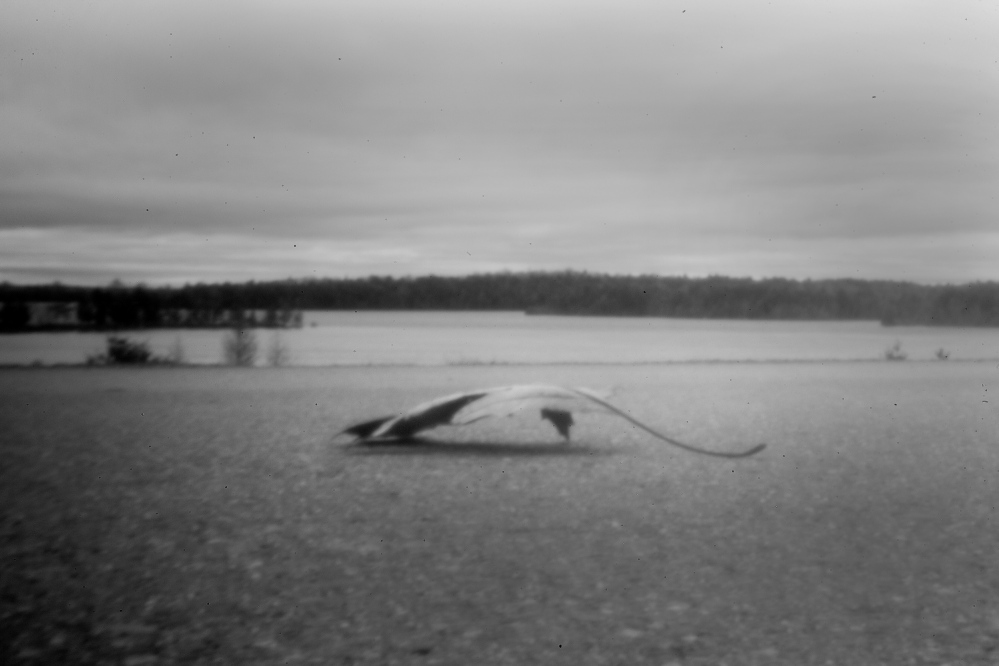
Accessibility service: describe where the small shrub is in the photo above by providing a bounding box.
[884,340,907,361]
[86,336,154,365]
[223,327,258,366]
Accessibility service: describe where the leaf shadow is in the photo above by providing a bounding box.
[344,437,616,457]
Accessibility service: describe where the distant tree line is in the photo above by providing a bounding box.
[2,272,998,331]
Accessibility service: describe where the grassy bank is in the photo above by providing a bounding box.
[2,363,997,664]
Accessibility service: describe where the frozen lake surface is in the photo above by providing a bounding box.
[1,310,997,366]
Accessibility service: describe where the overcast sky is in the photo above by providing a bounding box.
[2,0,996,285]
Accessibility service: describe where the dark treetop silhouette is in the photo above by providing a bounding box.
[4,272,999,331]
[339,384,766,459]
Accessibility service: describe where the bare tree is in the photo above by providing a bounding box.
[266,332,290,367]
[168,335,187,365]
[223,328,258,366]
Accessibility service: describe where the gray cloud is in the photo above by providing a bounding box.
[2,0,997,284]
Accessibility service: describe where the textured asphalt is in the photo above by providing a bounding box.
[2,362,997,665]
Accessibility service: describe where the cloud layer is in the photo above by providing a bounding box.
[2,0,997,284]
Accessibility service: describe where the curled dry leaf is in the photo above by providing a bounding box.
[338,384,765,459]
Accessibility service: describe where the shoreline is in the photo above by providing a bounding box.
[2,355,998,370]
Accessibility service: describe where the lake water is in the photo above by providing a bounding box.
[1,311,997,366]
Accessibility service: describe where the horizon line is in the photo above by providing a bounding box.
[3,270,998,291]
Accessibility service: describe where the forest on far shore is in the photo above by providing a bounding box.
[2,271,999,331]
